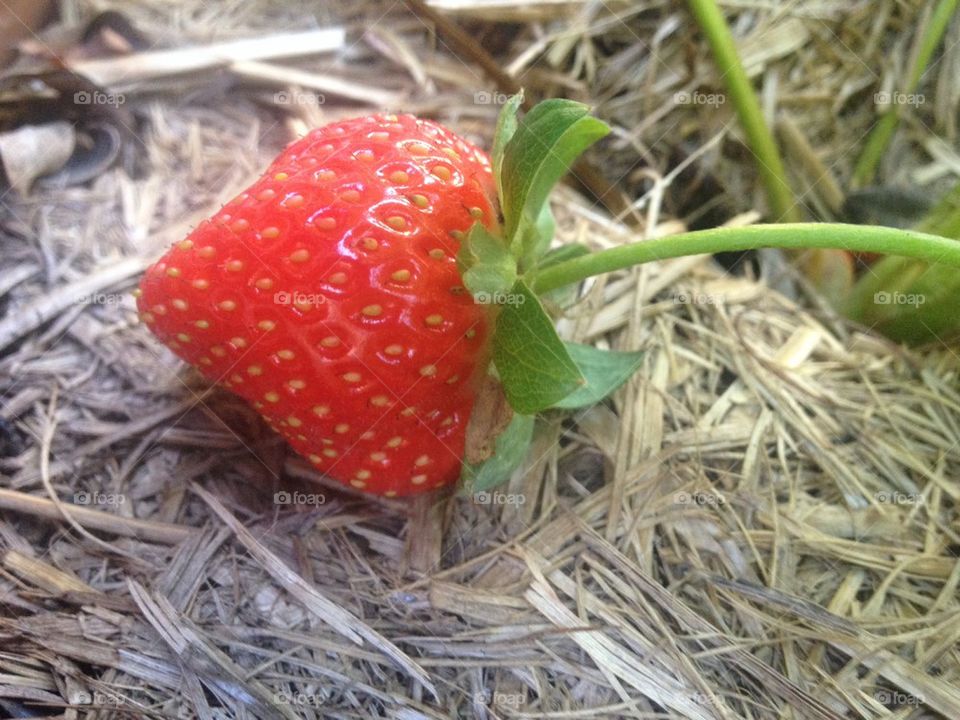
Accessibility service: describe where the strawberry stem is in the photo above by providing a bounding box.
[528,223,960,294]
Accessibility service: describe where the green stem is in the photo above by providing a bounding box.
[852,0,960,186]
[686,0,799,222]
[529,223,960,294]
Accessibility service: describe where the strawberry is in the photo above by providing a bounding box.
[137,113,498,497]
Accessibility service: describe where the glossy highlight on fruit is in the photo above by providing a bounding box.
[138,113,498,496]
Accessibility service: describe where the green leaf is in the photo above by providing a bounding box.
[460,413,535,494]
[518,202,556,271]
[534,243,592,308]
[500,99,609,250]
[459,223,517,299]
[551,343,644,409]
[492,91,524,198]
[535,242,591,271]
[492,279,584,414]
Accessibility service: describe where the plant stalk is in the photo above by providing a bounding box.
[852,0,960,186]
[685,0,799,222]
[529,223,960,294]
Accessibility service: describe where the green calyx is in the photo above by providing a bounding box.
[459,95,645,494]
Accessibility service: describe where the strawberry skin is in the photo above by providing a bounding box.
[137,113,497,497]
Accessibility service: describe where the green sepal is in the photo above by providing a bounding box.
[517,202,557,271]
[535,242,591,271]
[492,91,524,200]
[459,413,535,494]
[550,343,644,409]
[492,279,584,414]
[458,223,518,300]
[500,99,609,262]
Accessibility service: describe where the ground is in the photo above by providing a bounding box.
[0,1,959,718]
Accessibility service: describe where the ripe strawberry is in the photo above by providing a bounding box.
[137,113,498,497]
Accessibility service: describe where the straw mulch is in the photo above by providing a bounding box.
[1,1,958,718]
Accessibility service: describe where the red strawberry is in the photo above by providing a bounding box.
[137,113,498,497]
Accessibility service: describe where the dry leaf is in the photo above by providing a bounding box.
[464,376,513,464]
